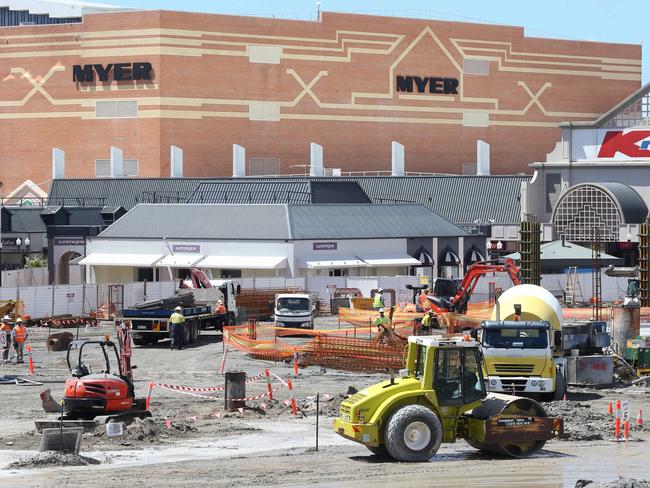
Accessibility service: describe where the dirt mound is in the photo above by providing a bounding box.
[299,393,347,417]
[244,399,305,418]
[545,401,647,441]
[91,417,197,443]
[576,478,650,488]
[6,452,100,470]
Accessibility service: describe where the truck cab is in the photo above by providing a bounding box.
[479,321,563,400]
[274,293,313,329]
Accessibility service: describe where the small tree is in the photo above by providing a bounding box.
[25,255,47,268]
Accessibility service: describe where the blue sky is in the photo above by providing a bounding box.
[112,0,647,82]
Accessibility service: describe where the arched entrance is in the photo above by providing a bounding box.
[58,251,82,284]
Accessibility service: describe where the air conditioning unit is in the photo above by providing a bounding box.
[324,168,341,177]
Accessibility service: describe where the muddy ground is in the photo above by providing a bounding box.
[0,319,649,487]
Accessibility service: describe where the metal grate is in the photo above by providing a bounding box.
[40,427,83,454]
[248,158,280,176]
[553,184,621,242]
[604,93,650,128]
[95,159,139,177]
[95,101,138,119]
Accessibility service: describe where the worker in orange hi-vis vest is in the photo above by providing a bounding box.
[0,315,11,363]
[418,289,431,311]
[11,318,28,364]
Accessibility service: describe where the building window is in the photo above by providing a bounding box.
[328,269,348,277]
[95,159,139,177]
[137,268,154,281]
[463,58,489,76]
[552,184,621,242]
[95,100,138,118]
[248,158,280,176]
[603,92,650,128]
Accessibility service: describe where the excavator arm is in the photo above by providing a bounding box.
[447,258,522,314]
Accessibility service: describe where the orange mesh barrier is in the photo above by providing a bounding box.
[302,335,407,373]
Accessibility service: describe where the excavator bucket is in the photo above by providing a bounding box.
[40,388,61,413]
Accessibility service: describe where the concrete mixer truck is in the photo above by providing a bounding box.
[477,284,613,401]
[476,284,566,401]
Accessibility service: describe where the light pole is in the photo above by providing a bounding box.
[16,236,30,267]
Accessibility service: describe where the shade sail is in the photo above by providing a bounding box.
[79,253,163,267]
[157,254,205,268]
[359,254,421,266]
[197,255,287,269]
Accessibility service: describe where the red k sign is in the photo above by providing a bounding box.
[597,130,650,158]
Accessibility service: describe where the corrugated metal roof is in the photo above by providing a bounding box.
[48,175,526,223]
[97,204,291,240]
[185,181,311,204]
[288,204,466,239]
[506,240,621,263]
[97,203,465,240]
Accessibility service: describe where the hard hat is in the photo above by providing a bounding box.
[217,299,223,304]
[428,310,434,315]
[15,318,22,323]
[2,315,10,321]
[377,288,383,293]
[174,306,182,311]
[378,308,385,313]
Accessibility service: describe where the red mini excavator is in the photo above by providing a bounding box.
[426,258,522,315]
[41,321,150,422]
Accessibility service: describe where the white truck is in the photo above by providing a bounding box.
[274,293,314,329]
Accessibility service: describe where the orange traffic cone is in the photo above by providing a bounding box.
[607,401,613,416]
[636,409,644,426]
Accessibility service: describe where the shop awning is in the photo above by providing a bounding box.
[157,254,205,268]
[196,255,287,269]
[358,254,421,267]
[440,247,461,266]
[79,253,163,267]
[303,257,366,269]
[466,247,486,264]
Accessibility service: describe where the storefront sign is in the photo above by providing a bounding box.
[72,62,153,83]
[396,75,459,94]
[172,244,201,253]
[313,242,337,251]
[597,130,650,158]
[54,238,85,246]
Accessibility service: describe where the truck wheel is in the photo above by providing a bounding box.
[133,337,144,346]
[552,372,566,401]
[384,405,442,462]
[185,324,192,344]
[366,445,389,457]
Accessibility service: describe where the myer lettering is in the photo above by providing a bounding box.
[72,62,153,83]
[396,75,459,95]
[313,242,337,251]
[172,244,201,253]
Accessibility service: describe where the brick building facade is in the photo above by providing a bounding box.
[0,9,641,193]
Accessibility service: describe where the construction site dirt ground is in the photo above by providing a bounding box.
[0,319,649,487]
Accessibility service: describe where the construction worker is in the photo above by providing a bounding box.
[373,308,390,330]
[418,289,431,311]
[1,315,11,363]
[214,299,227,329]
[11,318,27,363]
[421,310,437,335]
[373,289,385,310]
[170,306,185,351]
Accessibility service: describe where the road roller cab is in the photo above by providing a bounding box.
[333,336,563,462]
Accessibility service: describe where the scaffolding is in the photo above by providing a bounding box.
[519,219,541,285]
[640,221,650,307]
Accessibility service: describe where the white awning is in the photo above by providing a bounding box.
[304,256,366,269]
[157,254,205,268]
[359,254,421,267]
[197,255,287,269]
[78,253,163,267]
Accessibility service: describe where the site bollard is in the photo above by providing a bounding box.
[293,349,299,376]
[615,416,621,439]
[287,379,297,416]
[27,344,35,375]
[607,401,613,416]
[219,348,228,374]
[265,368,274,401]
[624,419,630,440]
[145,381,154,411]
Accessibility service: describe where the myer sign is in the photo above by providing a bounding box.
[72,62,153,83]
[396,75,459,95]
